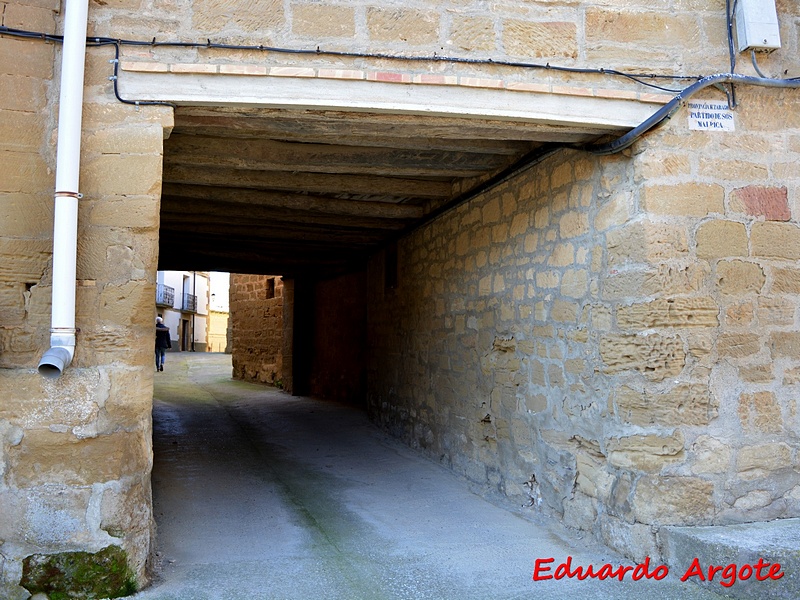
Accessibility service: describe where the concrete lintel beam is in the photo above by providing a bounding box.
[118,70,664,134]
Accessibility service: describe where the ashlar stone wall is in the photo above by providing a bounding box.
[230,274,284,385]
[1,1,172,596]
[367,88,800,561]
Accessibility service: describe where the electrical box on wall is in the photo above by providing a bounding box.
[735,0,781,52]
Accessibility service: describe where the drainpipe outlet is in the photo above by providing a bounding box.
[38,329,76,379]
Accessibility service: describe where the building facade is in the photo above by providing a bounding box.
[1,0,800,597]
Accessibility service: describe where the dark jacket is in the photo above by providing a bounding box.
[155,323,172,349]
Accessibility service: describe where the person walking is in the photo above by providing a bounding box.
[155,317,171,371]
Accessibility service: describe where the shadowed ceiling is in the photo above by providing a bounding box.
[158,106,601,277]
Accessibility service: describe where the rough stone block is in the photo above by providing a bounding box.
[607,221,688,266]
[737,443,792,476]
[632,476,714,525]
[641,183,724,217]
[690,435,732,474]
[615,384,716,427]
[717,332,760,358]
[730,185,790,221]
[0,238,51,283]
[9,429,147,487]
[291,5,355,38]
[367,8,438,44]
[600,333,686,381]
[0,36,53,78]
[751,222,800,260]
[696,220,748,260]
[559,212,589,239]
[449,16,495,52]
[193,0,283,33]
[586,9,700,47]
[716,260,765,295]
[616,297,719,330]
[769,331,800,358]
[607,430,685,473]
[82,154,163,197]
[502,20,577,58]
[772,267,800,294]
[738,391,783,434]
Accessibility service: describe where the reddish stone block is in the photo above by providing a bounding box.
[731,185,790,221]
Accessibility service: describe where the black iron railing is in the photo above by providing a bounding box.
[182,293,197,313]
[156,284,174,307]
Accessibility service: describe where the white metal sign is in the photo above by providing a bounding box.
[687,101,735,132]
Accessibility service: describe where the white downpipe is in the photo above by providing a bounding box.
[38,0,90,379]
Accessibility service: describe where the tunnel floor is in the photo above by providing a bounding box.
[133,353,722,600]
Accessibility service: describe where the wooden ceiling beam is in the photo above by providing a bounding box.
[163,134,512,178]
[162,164,453,200]
[174,107,599,142]
[161,184,423,219]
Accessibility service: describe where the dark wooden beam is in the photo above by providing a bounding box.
[161,184,423,219]
[174,107,597,143]
[162,164,453,200]
[164,134,512,178]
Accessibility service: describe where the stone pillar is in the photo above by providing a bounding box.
[0,24,173,598]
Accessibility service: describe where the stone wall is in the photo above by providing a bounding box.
[1,1,172,596]
[367,88,800,561]
[79,0,798,92]
[230,274,284,385]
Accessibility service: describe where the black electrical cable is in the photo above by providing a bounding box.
[0,24,697,93]
[725,0,739,108]
[585,72,800,155]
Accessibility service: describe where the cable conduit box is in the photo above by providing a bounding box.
[735,0,781,53]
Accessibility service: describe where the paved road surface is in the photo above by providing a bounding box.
[133,353,722,600]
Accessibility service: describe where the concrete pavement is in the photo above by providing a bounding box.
[133,353,723,600]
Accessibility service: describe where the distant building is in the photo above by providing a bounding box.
[208,272,231,353]
[156,270,209,352]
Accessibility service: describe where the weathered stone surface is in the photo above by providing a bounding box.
[616,297,718,330]
[695,220,748,260]
[738,391,783,434]
[9,429,147,487]
[715,259,765,295]
[600,334,685,381]
[502,20,577,58]
[751,222,800,260]
[607,431,685,473]
[717,332,760,357]
[367,8,438,44]
[607,221,688,266]
[641,183,724,217]
[772,267,800,294]
[632,476,714,525]
[586,9,700,47]
[193,0,283,33]
[730,185,790,221]
[767,331,800,360]
[0,238,51,283]
[615,384,715,427]
[690,435,732,474]
[449,16,495,52]
[294,4,355,38]
[737,443,793,477]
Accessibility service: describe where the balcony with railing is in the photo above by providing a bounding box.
[156,283,175,307]
[182,293,197,313]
